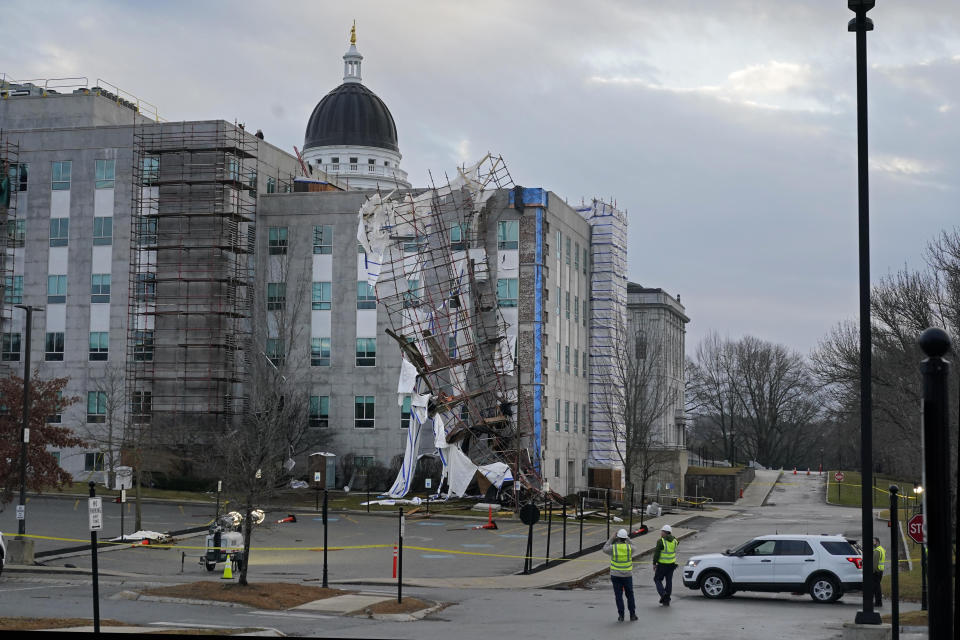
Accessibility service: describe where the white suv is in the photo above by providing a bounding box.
[682,534,863,603]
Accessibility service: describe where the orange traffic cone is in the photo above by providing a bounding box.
[793,467,797,475]
[473,505,498,530]
[807,468,811,476]
[276,514,297,524]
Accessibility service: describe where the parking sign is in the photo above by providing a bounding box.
[88,497,103,531]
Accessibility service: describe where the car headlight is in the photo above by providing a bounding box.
[686,559,700,567]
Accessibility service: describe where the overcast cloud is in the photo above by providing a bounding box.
[3,0,957,356]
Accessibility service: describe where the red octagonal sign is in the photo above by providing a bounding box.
[907,513,924,544]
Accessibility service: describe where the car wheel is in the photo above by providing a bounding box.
[700,571,731,599]
[204,560,216,572]
[809,575,841,603]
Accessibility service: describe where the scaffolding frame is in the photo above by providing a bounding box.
[127,121,261,466]
[0,131,21,333]
[359,155,542,494]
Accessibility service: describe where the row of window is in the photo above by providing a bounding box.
[4,216,113,249]
[555,342,589,378]
[266,220,521,256]
[265,278,519,311]
[15,160,117,191]
[265,336,378,367]
[553,458,588,478]
[555,286,588,327]
[2,331,113,362]
[316,156,394,168]
[309,394,416,430]
[557,230,589,275]
[2,273,115,306]
[554,399,589,434]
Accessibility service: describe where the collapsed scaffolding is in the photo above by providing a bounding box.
[0,132,21,336]
[578,199,629,476]
[357,155,539,501]
[127,121,263,471]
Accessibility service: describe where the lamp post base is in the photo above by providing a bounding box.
[854,611,883,625]
[6,538,35,565]
[843,622,890,640]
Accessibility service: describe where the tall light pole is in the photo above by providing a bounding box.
[847,0,880,626]
[13,303,41,536]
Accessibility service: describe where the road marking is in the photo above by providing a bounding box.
[178,505,185,515]
[73,500,79,511]
[0,586,59,593]
[461,544,494,548]
[421,554,452,559]
[344,516,358,524]
[312,517,340,522]
[416,522,446,526]
[238,611,334,620]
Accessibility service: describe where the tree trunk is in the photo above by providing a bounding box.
[240,496,254,586]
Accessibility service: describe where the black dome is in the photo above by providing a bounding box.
[304,83,398,152]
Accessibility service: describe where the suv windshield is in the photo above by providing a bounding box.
[820,540,859,555]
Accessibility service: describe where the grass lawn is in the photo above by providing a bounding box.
[882,609,927,626]
[824,470,922,509]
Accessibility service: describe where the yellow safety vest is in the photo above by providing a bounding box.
[610,542,633,572]
[876,545,886,572]
[658,538,678,564]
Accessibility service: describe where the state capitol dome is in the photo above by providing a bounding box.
[301,24,410,189]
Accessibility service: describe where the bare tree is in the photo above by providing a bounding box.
[597,315,678,514]
[84,366,125,490]
[218,253,326,585]
[686,333,742,464]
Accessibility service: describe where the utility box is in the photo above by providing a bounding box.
[309,452,337,489]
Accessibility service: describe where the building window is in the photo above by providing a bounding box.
[7,162,28,191]
[555,398,560,432]
[450,223,466,251]
[403,279,421,307]
[573,401,578,433]
[49,218,69,247]
[401,395,411,429]
[574,295,579,324]
[556,231,562,260]
[47,274,67,303]
[313,225,333,254]
[583,300,587,327]
[141,155,159,185]
[354,455,374,468]
[6,219,25,248]
[583,404,587,431]
[84,452,105,471]
[1,333,21,362]
[565,236,571,265]
[403,236,426,253]
[355,395,375,428]
[574,242,579,270]
[565,291,570,319]
[357,281,376,309]
[267,282,286,311]
[135,273,155,303]
[582,459,587,476]
[312,281,331,310]
[4,275,23,304]
[583,352,588,377]
[268,227,288,255]
[564,345,570,373]
[357,243,366,254]
[89,332,109,361]
[556,341,561,372]
[573,348,578,377]
[308,395,329,428]
[583,248,588,274]
[133,330,153,361]
[87,391,107,423]
[448,335,458,359]
[47,393,63,424]
[266,177,276,194]
[564,400,570,432]
[93,217,113,246]
[51,161,71,190]
[95,159,115,189]
[554,458,560,478]
[497,220,519,250]
[556,286,560,315]
[311,337,331,366]
[91,274,111,303]
[247,168,257,192]
[45,332,64,361]
[496,278,518,308]
[131,391,152,421]
[266,338,285,366]
[356,338,376,366]
[136,216,157,246]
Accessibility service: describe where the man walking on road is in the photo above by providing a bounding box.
[603,528,638,622]
[653,524,679,606]
[872,536,886,607]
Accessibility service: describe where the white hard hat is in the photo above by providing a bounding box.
[617,528,629,539]
[661,524,672,533]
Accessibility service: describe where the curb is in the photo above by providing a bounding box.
[367,601,446,621]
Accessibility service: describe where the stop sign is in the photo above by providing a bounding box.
[835,472,845,483]
[907,513,925,544]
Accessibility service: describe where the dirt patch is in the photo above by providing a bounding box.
[362,597,434,615]
[148,629,264,635]
[0,618,127,630]
[141,581,351,610]
[882,610,927,626]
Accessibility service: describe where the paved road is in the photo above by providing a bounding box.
[0,473,922,638]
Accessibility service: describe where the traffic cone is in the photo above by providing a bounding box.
[793,467,797,475]
[472,505,498,530]
[807,468,810,476]
[222,555,233,580]
[276,514,297,524]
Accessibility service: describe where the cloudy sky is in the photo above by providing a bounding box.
[4,1,957,357]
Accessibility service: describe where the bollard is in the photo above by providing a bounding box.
[322,489,329,588]
[579,494,584,554]
[628,485,634,533]
[397,507,404,603]
[561,501,567,559]
[919,328,954,640]
[544,497,552,567]
[605,489,610,539]
[889,485,900,640]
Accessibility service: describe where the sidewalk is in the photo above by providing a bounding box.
[734,469,782,507]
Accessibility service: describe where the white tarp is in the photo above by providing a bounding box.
[387,416,425,498]
[493,335,516,375]
[398,358,418,394]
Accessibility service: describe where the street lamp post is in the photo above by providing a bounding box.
[13,303,40,537]
[847,0,881,626]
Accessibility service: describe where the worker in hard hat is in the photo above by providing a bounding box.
[602,528,638,622]
[653,524,679,606]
